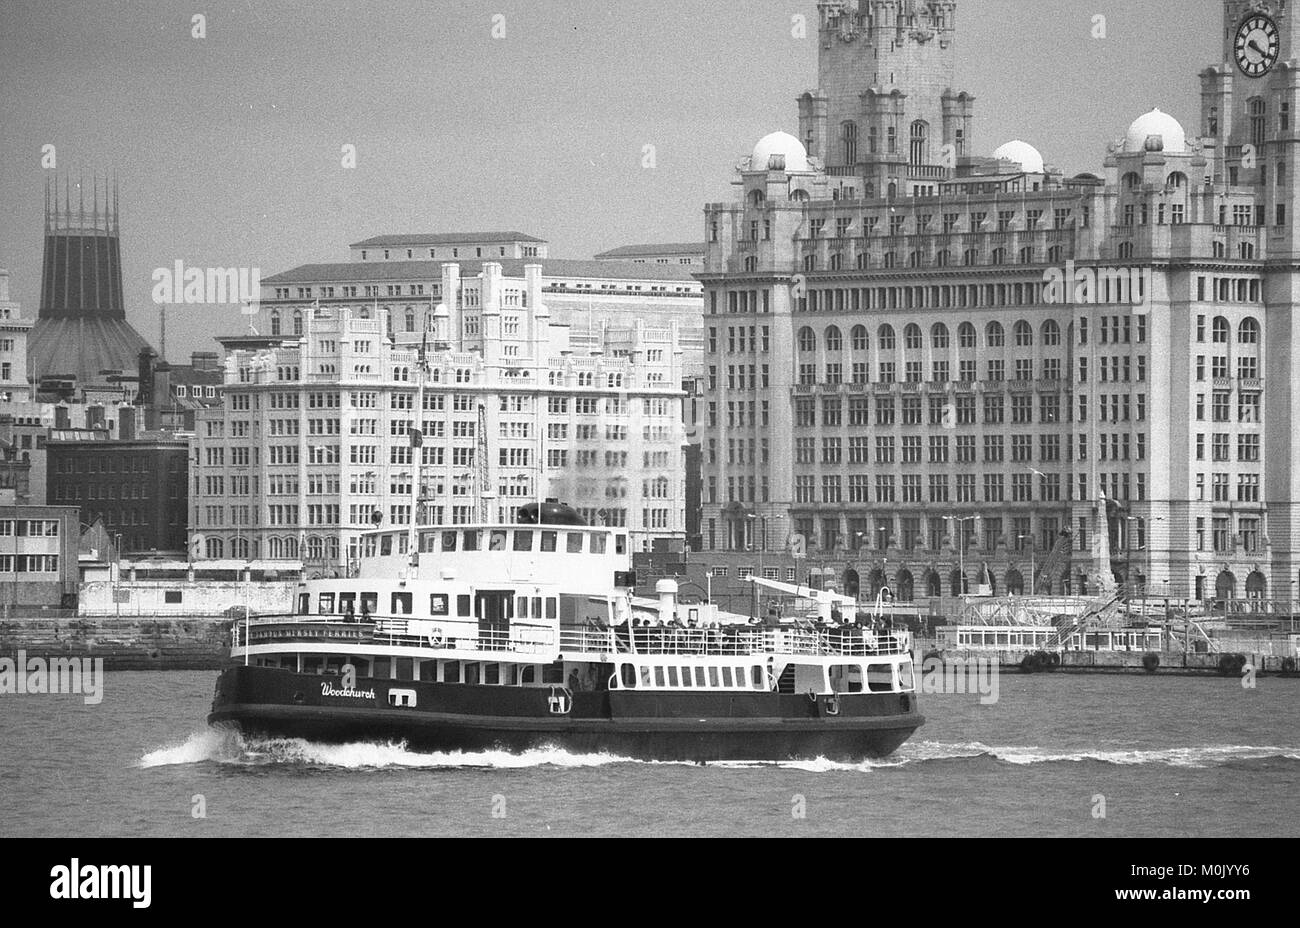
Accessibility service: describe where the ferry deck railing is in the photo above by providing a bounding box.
[233,615,911,660]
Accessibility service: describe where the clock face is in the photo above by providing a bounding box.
[1235,13,1280,78]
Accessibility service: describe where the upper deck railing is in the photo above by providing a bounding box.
[232,616,910,660]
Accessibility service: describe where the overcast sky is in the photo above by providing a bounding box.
[0,0,1219,361]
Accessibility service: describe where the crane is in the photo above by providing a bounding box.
[744,574,858,624]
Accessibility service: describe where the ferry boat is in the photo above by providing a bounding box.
[208,502,924,762]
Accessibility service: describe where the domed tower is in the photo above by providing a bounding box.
[798,0,970,199]
[27,173,152,390]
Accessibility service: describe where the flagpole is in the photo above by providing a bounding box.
[409,322,429,572]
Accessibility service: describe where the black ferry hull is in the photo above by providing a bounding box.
[208,665,924,762]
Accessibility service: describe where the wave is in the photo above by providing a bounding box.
[138,731,1300,772]
[139,730,634,770]
[896,740,1300,768]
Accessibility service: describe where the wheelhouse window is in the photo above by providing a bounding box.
[866,664,894,693]
[621,664,637,688]
[540,531,558,552]
[318,593,335,614]
[829,664,864,693]
[566,532,584,553]
[429,593,449,615]
[513,530,533,552]
[457,594,472,617]
[442,531,458,551]
[391,592,412,614]
[590,534,607,554]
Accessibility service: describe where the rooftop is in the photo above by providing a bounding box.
[264,258,700,286]
[350,232,546,248]
[595,243,708,259]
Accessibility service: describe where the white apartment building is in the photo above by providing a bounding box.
[191,261,688,571]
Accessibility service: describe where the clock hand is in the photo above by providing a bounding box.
[1249,38,1267,57]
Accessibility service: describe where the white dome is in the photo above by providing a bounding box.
[750,131,810,173]
[1124,109,1186,154]
[993,140,1045,174]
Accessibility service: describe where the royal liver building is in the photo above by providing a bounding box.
[698,0,1300,608]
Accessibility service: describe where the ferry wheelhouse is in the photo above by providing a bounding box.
[209,504,924,762]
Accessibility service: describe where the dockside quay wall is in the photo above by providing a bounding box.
[0,617,232,670]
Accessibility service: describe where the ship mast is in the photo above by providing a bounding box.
[409,323,429,573]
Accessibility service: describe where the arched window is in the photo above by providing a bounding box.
[896,570,915,603]
[1118,241,1135,259]
[292,310,303,336]
[908,250,924,267]
[1018,246,1034,264]
[851,325,869,350]
[931,323,950,349]
[1238,317,1260,344]
[825,326,843,351]
[790,189,810,203]
[986,322,1005,347]
[963,248,979,266]
[886,181,897,200]
[855,252,869,270]
[797,327,816,352]
[903,324,923,350]
[1122,171,1142,190]
[909,120,929,166]
[829,253,843,270]
[883,252,897,268]
[205,537,224,559]
[936,250,951,267]
[1167,171,1188,188]
[748,188,766,206]
[744,255,758,272]
[878,325,897,350]
[991,247,1006,265]
[958,322,977,348]
[1212,316,1230,343]
[925,570,942,598]
[1014,320,1033,347]
[1042,319,1061,346]
[841,121,858,165]
[270,311,281,336]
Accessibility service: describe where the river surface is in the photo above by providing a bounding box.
[1,670,1296,837]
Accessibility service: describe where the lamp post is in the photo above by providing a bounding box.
[1017,533,1035,596]
[854,531,867,601]
[944,515,975,597]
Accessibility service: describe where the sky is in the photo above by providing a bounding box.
[0,0,1221,362]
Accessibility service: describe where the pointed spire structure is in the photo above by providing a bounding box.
[29,170,152,387]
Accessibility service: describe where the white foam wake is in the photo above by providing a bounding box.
[137,731,1300,771]
[896,740,1300,768]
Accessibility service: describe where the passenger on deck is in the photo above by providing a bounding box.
[568,669,582,693]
